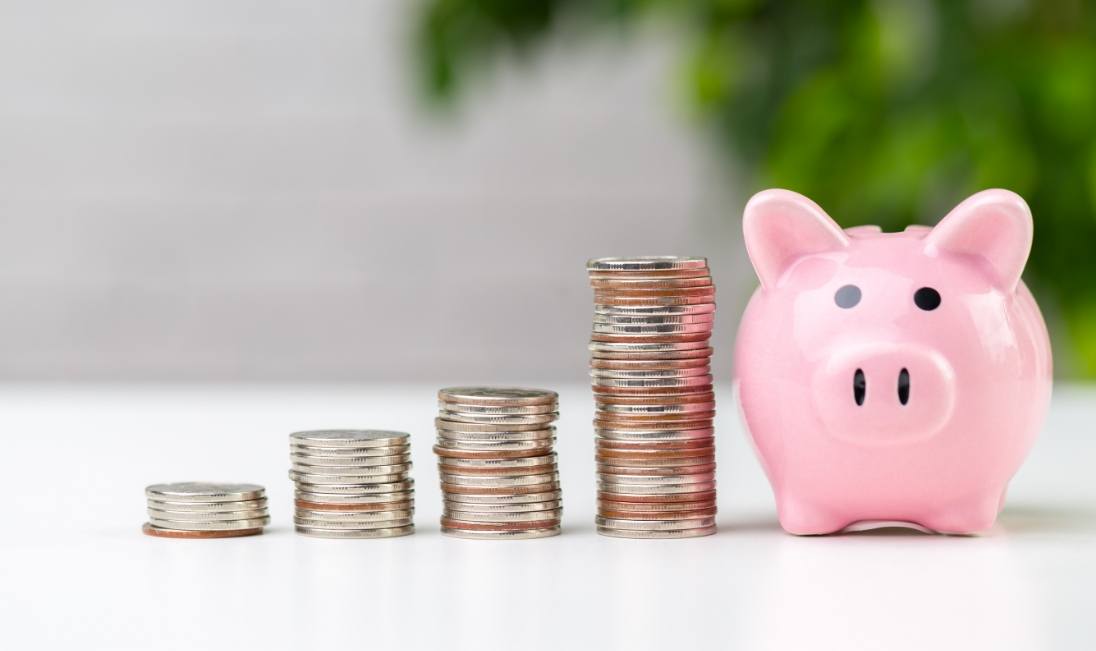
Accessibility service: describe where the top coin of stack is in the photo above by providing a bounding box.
[587,256,717,538]
[143,482,270,539]
[289,430,415,539]
[434,387,562,540]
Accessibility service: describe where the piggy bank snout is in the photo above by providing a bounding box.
[811,343,956,445]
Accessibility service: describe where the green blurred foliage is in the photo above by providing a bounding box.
[415,0,1096,377]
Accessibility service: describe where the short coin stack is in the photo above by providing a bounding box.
[143,482,270,539]
[289,430,415,538]
[587,256,717,538]
[435,387,562,539]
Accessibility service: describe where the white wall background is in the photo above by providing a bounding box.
[0,0,752,382]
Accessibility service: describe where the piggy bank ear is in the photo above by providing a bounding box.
[923,189,1033,291]
[743,189,849,288]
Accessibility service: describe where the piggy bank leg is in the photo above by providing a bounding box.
[776,495,849,535]
[921,492,1002,535]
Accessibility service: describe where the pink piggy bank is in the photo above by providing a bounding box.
[733,189,1052,535]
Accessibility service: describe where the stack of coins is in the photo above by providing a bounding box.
[143,482,270,539]
[435,387,562,539]
[289,430,415,539]
[587,256,717,538]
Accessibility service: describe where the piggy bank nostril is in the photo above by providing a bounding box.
[853,368,866,406]
[898,368,911,405]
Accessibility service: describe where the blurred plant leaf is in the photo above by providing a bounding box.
[414,0,1096,377]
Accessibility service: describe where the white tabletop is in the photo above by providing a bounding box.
[2,383,1093,650]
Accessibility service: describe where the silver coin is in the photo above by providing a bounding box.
[145,482,265,503]
[295,524,415,539]
[591,375,713,388]
[597,481,716,495]
[587,256,707,272]
[596,428,714,441]
[438,401,557,415]
[146,497,268,512]
[593,312,714,325]
[443,499,563,513]
[436,453,557,469]
[148,515,271,531]
[590,276,713,289]
[590,367,711,379]
[588,340,712,354]
[147,507,269,522]
[436,428,555,443]
[442,490,562,505]
[434,438,556,451]
[289,430,410,448]
[295,509,414,522]
[591,323,713,336]
[437,411,558,426]
[597,525,716,539]
[295,489,414,504]
[290,470,407,485]
[439,472,559,488]
[441,526,561,540]
[290,443,410,458]
[290,452,412,467]
[437,387,558,406]
[435,418,552,433]
[593,304,716,317]
[292,480,414,495]
[596,516,715,531]
[289,462,412,476]
[293,516,413,530]
[443,508,562,523]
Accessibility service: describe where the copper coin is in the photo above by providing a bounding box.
[441,481,560,495]
[594,295,715,307]
[433,445,553,460]
[438,462,557,476]
[142,523,263,539]
[294,499,413,512]
[594,418,714,432]
[440,517,560,532]
[597,437,715,450]
[598,498,716,512]
[595,409,716,422]
[590,358,710,370]
[597,454,714,467]
[598,462,716,476]
[597,489,717,503]
[594,286,716,298]
[599,507,717,520]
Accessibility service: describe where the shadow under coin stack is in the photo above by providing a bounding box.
[289,430,415,538]
[435,387,562,539]
[143,482,270,539]
[587,256,718,538]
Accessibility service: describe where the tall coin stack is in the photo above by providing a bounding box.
[289,430,415,539]
[143,482,270,539]
[435,387,563,540]
[587,256,717,538]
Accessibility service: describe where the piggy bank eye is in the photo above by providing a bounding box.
[914,287,941,311]
[834,284,861,309]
